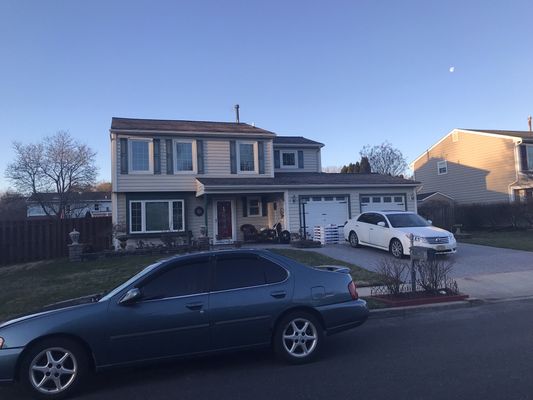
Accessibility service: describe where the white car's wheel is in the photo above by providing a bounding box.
[349,231,359,248]
[390,239,404,259]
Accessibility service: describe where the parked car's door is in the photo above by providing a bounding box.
[209,253,292,350]
[106,256,211,364]
[355,213,374,243]
[369,213,391,248]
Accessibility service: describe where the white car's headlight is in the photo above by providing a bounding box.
[413,236,428,243]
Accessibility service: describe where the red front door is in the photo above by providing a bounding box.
[216,201,233,240]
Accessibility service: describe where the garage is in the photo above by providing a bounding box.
[360,194,406,212]
[301,195,349,239]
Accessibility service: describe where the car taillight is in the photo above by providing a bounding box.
[348,281,358,300]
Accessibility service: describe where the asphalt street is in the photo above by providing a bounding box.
[2,300,533,400]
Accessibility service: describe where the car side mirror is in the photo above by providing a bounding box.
[427,219,433,225]
[377,221,386,227]
[119,288,142,305]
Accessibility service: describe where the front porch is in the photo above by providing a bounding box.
[199,192,288,244]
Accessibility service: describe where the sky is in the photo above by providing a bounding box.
[1,0,532,190]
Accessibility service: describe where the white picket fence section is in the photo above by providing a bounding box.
[313,225,343,245]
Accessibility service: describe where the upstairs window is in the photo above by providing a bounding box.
[129,139,152,173]
[175,140,195,172]
[528,146,533,171]
[281,150,297,168]
[437,160,448,175]
[238,142,256,173]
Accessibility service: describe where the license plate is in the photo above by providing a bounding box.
[436,245,446,251]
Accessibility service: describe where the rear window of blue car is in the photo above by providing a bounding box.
[214,255,288,291]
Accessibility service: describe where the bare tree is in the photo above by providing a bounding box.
[360,141,407,176]
[5,131,98,218]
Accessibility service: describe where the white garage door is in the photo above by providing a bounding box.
[302,196,349,239]
[360,194,406,212]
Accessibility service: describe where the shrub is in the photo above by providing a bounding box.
[416,258,456,294]
[374,258,408,295]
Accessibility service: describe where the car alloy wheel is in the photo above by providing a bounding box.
[29,348,78,395]
[274,312,323,364]
[390,239,404,258]
[21,338,88,399]
[349,231,359,248]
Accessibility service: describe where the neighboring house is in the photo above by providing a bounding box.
[412,129,533,204]
[27,192,112,218]
[110,117,419,244]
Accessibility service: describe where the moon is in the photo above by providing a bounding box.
[449,66,455,73]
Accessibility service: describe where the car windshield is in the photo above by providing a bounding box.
[386,213,430,228]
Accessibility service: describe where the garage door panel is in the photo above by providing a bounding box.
[302,196,349,239]
[361,194,406,212]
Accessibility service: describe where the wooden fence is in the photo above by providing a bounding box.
[0,217,112,266]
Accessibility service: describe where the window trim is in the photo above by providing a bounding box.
[236,141,258,174]
[437,160,448,175]
[129,199,185,234]
[280,150,298,169]
[173,139,197,174]
[247,196,262,216]
[128,139,153,174]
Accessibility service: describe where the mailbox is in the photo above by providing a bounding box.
[410,246,437,261]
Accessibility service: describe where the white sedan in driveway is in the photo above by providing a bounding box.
[343,211,457,258]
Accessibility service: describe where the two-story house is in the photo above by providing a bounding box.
[412,129,533,205]
[110,117,419,245]
[27,192,112,218]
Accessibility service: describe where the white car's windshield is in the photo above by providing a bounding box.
[387,213,430,228]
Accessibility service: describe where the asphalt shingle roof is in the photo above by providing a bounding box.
[463,129,533,139]
[273,136,324,146]
[198,172,418,187]
[111,117,275,135]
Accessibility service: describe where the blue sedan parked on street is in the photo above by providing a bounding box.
[0,249,368,399]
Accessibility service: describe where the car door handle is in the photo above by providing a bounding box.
[186,302,204,311]
[270,290,286,299]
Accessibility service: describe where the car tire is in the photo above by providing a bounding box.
[349,231,359,248]
[20,337,89,400]
[273,311,324,364]
[390,238,404,259]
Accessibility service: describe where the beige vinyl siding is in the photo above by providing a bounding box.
[413,131,517,204]
[235,197,269,241]
[285,188,415,234]
[116,136,275,192]
[274,147,321,173]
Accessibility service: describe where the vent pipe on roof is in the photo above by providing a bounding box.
[528,115,532,132]
[234,104,240,123]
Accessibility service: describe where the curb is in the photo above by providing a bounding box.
[369,298,483,318]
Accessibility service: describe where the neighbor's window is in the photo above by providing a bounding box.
[247,197,261,216]
[175,140,194,172]
[437,160,448,175]
[129,139,152,173]
[527,146,533,170]
[238,142,256,172]
[281,150,297,167]
[129,200,185,233]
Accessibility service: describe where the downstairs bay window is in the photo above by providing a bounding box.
[129,200,185,233]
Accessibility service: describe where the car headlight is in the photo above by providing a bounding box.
[413,236,428,243]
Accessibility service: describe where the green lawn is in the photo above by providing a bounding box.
[458,230,533,252]
[0,250,381,323]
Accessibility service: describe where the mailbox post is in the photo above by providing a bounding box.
[409,236,437,292]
